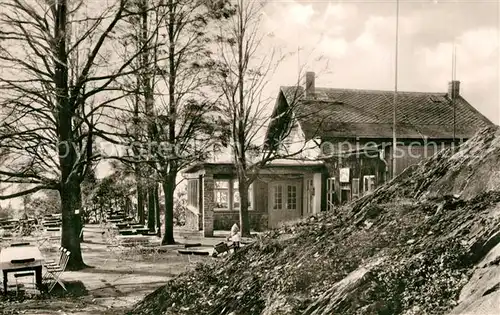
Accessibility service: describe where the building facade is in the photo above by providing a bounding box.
[183,72,494,235]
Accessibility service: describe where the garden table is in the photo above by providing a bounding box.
[0,245,44,294]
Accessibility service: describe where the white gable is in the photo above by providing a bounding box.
[279,121,321,159]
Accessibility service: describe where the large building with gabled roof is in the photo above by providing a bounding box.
[182,71,495,235]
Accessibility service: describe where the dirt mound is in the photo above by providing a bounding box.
[128,126,500,315]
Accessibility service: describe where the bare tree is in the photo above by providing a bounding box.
[0,0,156,270]
[156,0,241,244]
[134,0,158,233]
[212,0,323,236]
[99,0,234,244]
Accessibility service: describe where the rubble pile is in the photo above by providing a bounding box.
[128,126,500,315]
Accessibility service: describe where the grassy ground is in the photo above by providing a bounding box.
[0,224,212,315]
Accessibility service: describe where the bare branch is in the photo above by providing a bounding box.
[0,185,55,200]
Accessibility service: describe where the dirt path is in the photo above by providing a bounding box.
[1,225,210,315]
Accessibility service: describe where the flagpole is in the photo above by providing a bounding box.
[451,0,458,147]
[392,0,400,179]
[298,45,300,80]
[452,43,456,145]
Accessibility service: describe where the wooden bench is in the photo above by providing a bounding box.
[118,229,136,236]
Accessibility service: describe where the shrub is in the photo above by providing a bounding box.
[173,190,187,226]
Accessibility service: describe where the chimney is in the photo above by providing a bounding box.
[448,80,460,100]
[305,71,315,97]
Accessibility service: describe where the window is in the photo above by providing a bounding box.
[214,179,253,211]
[287,185,298,210]
[363,175,376,195]
[327,177,336,211]
[272,185,283,210]
[214,180,230,209]
[187,179,198,208]
[352,178,360,198]
[272,183,298,211]
[233,181,253,209]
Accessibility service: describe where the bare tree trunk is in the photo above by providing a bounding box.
[139,0,157,232]
[132,3,144,226]
[238,179,251,237]
[125,197,131,218]
[236,2,250,237]
[162,173,176,245]
[60,182,86,270]
[147,185,156,232]
[75,183,83,242]
[160,0,177,245]
[155,184,161,237]
[55,0,86,270]
[137,178,145,225]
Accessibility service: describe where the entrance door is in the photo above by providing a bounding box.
[268,181,302,228]
[340,188,351,205]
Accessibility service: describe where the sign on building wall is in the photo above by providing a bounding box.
[339,168,350,183]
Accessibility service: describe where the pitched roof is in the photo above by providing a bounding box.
[279,86,494,140]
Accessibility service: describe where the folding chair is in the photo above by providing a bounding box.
[11,258,36,295]
[37,235,60,250]
[36,237,50,249]
[44,247,65,267]
[43,250,70,293]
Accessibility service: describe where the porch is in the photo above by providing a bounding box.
[182,160,325,236]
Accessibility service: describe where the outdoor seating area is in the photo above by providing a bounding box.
[0,200,257,313]
[0,214,258,314]
[0,219,20,235]
[41,214,62,232]
[0,240,70,296]
[106,208,155,237]
[0,218,36,237]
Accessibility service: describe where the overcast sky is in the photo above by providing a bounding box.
[262,0,500,124]
[1,0,499,210]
